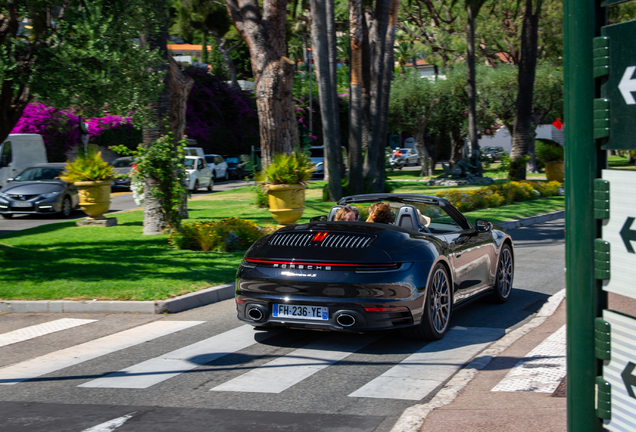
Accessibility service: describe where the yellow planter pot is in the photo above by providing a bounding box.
[267,184,307,226]
[545,161,565,183]
[75,180,113,219]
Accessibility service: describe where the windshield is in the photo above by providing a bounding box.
[225,157,240,164]
[15,167,63,181]
[406,201,463,233]
[309,148,324,158]
[184,158,196,169]
[205,155,215,164]
[113,159,133,168]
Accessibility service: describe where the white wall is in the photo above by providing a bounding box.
[478,124,564,152]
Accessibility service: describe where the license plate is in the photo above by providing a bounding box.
[12,202,32,208]
[273,304,329,321]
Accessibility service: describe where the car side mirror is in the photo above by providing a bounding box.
[6,178,13,183]
[310,215,327,222]
[475,219,492,233]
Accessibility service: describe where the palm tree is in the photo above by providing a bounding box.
[310,0,343,199]
[347,0,364,194]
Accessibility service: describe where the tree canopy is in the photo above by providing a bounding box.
[0,1,165,143]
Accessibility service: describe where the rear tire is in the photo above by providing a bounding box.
[207,180,213,192]
[491,244,514,303]
[1,214,13,219]
[192,180,199,192]
[403,263,452,340]
[223,170,229,181]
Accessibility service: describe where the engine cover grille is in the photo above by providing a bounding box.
[268,232,375,248]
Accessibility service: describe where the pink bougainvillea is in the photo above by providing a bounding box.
[11,103,139,162]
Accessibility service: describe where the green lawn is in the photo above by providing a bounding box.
[0,181,563,301]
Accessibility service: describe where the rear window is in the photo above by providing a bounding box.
[205,155,215,164]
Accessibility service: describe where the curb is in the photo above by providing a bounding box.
[1,210,564,315]
[496,210,564,231]
[389,289,566,432]
[0,283,235,315]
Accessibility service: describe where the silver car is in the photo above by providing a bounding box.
[0,163,79,219]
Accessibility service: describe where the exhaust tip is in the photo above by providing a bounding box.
[336,313,356,327]
[248,307,264,321]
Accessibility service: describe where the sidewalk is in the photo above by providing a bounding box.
[392,292,636,432]
[424,297,566,431]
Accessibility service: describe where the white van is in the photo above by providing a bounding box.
[0,134,48,189]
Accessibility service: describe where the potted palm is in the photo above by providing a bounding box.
[60,145,117,225]
[262,149,315,226]
[535,139,564,183]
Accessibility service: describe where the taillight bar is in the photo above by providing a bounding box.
[243,258,396,268]
[363,306,409,312]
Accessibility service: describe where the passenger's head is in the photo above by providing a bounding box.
[334,205,359,221]
[366,202,394,224]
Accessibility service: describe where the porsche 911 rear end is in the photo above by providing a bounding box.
[235,222,439,332]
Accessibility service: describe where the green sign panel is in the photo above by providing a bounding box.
[600,21,636,150]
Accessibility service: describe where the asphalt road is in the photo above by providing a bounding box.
[0,219,565,432]
[0,179,251,237]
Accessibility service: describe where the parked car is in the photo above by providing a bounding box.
[0,163,79,219]
[223,154,249,179]
[308,146,349,177]
[0,134,47,189]
[184,156,213,192]
[235,193,514,340]
[481,146,506,162]
[393,148,420,166]
[205,154,229,181]
[308,146,325,176]
[111,156,135,190]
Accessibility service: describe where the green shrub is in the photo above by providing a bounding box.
[535,138,564,164]
[60,145,116,182]
[169,217,274,252]
[436,180,561,212]
[263,149,315,185]
[253,184,269,207]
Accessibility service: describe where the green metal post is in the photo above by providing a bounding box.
[564,1,606,431]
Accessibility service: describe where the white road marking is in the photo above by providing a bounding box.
[81,412,136,432]
[79,325,273,389]
[348,327,505,400]
[211,334,378,394]
[0,318,96,348]
[0,321,203,385]
[491,325,566,393]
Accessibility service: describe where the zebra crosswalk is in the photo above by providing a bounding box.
[0,316,506,401]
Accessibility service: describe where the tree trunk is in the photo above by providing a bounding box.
[466,3,479,153]
[510,0,542,181]
[347,0,364,195]
[141,4,171,235]
[450,130,464,165]
[201,32,209,64]
[226,0,299,166]
[213,33,240,89]
[311,0,342,200]
[362,0,393,193]
[168,56,195,221]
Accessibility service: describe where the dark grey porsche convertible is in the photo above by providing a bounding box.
[235,193,514,340]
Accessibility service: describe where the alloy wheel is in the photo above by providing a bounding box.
[497,247,513,299]
[430,267,451,334]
